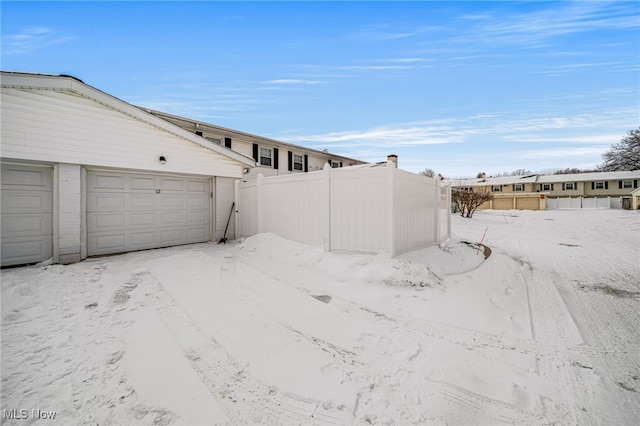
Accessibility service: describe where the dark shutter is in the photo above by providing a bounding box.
[512,184,516,191]
[562,183,566,190]
[288,151,293,171]
[328,159,332,167]
[304,155,308,172]
[551,183,554,191]
[224,137,232,148]
[252,144,259,162]
[574,182,577,190]
[273,148,279,169]
[591,182,595,190]
[619,181,623,189]
[604,182,608,189]
[195,131,203,137]
[340,162,343,168]
[634,180,638,188]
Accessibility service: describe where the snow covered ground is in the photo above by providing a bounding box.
[2,209,639,425]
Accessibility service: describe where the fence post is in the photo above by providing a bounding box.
[256,173,263,234]
[434,177,441,245]
[387,161,396,256]
[447,183,452,241]
[323,163,331,252]
[234,179,240,239]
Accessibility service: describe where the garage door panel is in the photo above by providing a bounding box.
[1,237,53,264]
[516,197,540,210]
[130,194,156,210]
[187,227,208,240]
[130,213,156,227]
[87,170,210,256]
[159,212,185,226]
[89,173,126,190]
[187,211,208,225]
[187,195,208,209]
[130,232,157,249]
[2,167,53,190]
[159,195,185,209]
[2,214,53,236]
[88,234,126,254]
[159,178,184,192]
[1,164,53,266]
[493,198,513,210]
[88,193,125,211]
[2,192,53,213]
[159,229,185,245]
[187,180,207,192]
[130,176,156,191]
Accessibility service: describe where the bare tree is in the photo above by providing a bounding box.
[420,168,436,178]
[511,169,533,176]
[452,189,493,218]
[599,128,640,171]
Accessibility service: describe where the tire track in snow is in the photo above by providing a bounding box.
[138,270,353,425]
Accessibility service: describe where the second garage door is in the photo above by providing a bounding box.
[516,197,540,210]
[492,197,514,210]
[87,170,211,256]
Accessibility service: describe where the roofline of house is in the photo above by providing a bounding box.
[139,107,365,164]
[0,71,257,168]
[446,170,640,187]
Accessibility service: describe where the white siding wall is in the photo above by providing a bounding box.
[232,139,253,159]
[0,88,242,178]
[57,163,82,264]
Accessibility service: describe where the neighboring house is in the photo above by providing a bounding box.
[632,187,640,210]
[448,170,640,211]
[0,71,258,267]
[140,109,365,181]
[449,174,545,210]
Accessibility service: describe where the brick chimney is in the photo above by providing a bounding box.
[387,154,398,168]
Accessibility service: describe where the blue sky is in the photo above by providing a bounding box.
[2,1,639,177]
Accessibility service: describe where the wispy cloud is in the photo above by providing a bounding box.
[263,79,322,85]
[2,27,73,55]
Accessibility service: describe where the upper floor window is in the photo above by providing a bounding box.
[491,185,502,192]
[594,181,605,189]
[513,183,524,192]
[206,136,221,145]
[541,183,553,191]
[293,154,303,171]
[260,148,272,166]
[622,180,633,189]
[564,182,575,190]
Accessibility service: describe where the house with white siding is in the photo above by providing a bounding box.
[0,71,260,267]
[139,109,366,181]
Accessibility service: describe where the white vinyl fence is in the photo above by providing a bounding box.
[546,196,622,210]
[237,163,451,256]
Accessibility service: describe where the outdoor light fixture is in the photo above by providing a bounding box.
[159,156,167,164]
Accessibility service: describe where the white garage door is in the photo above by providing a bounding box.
[87,170,211,256]
[1,164,53,267]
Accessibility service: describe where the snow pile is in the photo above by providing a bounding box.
[2,209,639,425]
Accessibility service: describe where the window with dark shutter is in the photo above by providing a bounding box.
[273,148,279,169]
[224,137,232,148]
[252,144,259,162]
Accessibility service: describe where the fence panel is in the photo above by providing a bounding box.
[596,197,610,208]
[259,173,327,247]
[582,197,596,209]
[330,167,389,253]
[547,198,558,209]
[238,181,257,237]
[394,170,437,254]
